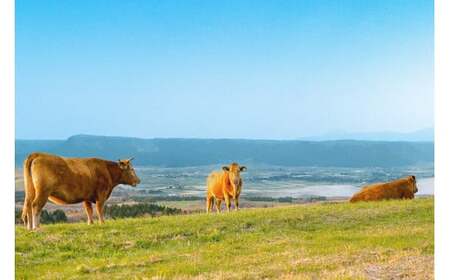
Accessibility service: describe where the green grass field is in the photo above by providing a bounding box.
[15,198,434,279]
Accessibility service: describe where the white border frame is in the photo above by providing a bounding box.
[435,0,450,279]
[1,0,449,279]
[0,0,15,278]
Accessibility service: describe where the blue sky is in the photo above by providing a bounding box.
[16,0,433,140]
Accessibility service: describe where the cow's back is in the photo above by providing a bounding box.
[350,184,390,202]
[31,154,103,185]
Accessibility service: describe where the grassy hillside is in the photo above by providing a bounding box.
[16,198,434,279]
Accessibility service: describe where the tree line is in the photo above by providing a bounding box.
[15,203,182,224]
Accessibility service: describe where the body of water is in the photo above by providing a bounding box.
[122,165,434,198]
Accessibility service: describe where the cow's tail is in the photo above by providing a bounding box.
[22,153,39,227]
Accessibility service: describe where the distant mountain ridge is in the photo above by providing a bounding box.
[15,135,434,168]
[301,128,434,142]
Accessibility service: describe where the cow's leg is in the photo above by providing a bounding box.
[21,199,32,230]
[224,196,231,212]
[31,190,49,230]
[206,196,214,213]
[215,199,222,213]
[22,189,35,230]
[234,198,239,211]
[404,192,414,199]
[26,199,34,230]
[95,200,105,224]
[83,201,94,225]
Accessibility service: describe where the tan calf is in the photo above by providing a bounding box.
[206,163,246,213]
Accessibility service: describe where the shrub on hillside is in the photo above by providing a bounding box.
[131,196,203,203]
[104,203,182,219]
[301,196,327,202]
[15,209,68,224]
[278,197,294,203]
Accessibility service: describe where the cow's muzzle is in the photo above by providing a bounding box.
[132,180,141,187]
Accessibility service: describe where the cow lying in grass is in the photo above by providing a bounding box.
[206,162,247,213]
[22,152,141,230]
[349,175,418,203]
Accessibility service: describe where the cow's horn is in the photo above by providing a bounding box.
[128,157,135,161]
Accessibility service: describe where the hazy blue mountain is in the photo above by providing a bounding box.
[301,128,434,142]
[15,134,434,168]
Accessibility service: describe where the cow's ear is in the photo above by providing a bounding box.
[118,160,126,169]
[240,166,247,172]
[222,166,230,172]
[412,175,416,181]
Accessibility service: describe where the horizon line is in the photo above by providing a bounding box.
[15,133,435,143]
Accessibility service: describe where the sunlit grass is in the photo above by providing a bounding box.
[16,198,434,279]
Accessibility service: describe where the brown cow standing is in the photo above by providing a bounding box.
[22,152,141,230]
[206,162,246,213]
[349,175,418,203]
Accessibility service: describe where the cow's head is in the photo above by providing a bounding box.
[222,162,247,194]
[409,175,418,193]
[118,158,141,187]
